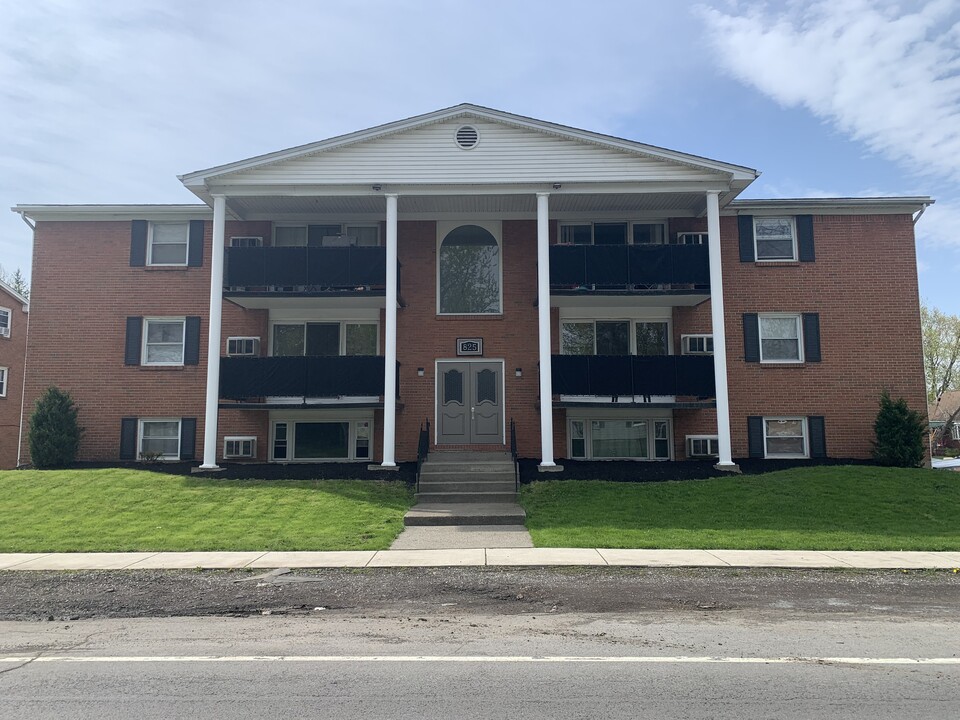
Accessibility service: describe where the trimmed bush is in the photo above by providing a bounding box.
[871,390,925,468]
[29,387,82,468]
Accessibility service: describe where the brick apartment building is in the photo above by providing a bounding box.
[0,279,28,469]
[14,104,930,469]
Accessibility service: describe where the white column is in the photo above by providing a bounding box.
[536,192,555,466]
[381,193,398,467]
[200,194,226,469]
[707,190,735,467]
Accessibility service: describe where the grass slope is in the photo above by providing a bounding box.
[520,466,960,550]
[0,468,414,552]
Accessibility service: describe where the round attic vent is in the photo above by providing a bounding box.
[455,125,480,149]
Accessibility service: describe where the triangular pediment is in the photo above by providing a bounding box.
[181,105,756,193]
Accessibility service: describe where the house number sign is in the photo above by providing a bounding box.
[457,338,483,356]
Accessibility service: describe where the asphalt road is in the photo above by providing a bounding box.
[1,567,958,718]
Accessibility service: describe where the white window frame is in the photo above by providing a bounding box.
[0,307,10,337]
[687,435,719,457]
[681,334,714,355]
[147,222,189,267]
[436,220,503,316]
[753,216,798,262]
[567,417,672,461]
[556,220,669,246]
[560,319,672,356]
[763,416,809,459]
[227,337,260,356]
[270,418,374,462]
[269,320,379,357]
[138,418,181,461]
[271,223,381,247]
[224,436,257,459]
[951,423,960,442]
[758,313,803,364]
[142,317,186,366]
[0,366,7,397]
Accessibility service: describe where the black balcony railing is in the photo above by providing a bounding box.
[220,356,394,401]
[549,244,710,290]
[551,355,715,398]
[224,246,387,291]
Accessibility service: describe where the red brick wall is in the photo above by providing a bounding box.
[0,287,28,468]
[21,212,927,465]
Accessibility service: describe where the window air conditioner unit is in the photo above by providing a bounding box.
[676,232,708,245]
[322,235,354,247]
[0,327,9,338]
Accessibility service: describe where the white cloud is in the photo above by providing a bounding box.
[699,0,960,183]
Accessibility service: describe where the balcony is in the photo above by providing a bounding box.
[549,245,710,300]
[219,356,395,405]
[551,355,715,402]
[223,246,388,305]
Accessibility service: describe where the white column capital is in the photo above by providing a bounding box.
[536,191,551,198]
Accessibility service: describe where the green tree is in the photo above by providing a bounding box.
[29,387,82,468]
[0,265,29,300]
[872,390,926,467]
[921,302,960,402]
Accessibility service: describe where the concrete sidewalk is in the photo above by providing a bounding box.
[1,549,959,571]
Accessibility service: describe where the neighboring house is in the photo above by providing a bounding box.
[13,104,930,468]
[0,278,28,469]
[928,390,960,450]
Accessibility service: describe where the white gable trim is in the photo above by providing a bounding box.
[179,104,758,187]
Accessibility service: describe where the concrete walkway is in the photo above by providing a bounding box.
[390,525,533,550]
[1,550,959,570]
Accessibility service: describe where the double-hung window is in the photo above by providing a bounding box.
[148,223,189,266]
[763,417,808,458]
[139,419,180,460]
[759,314,802,363]
[0,307,10,338]
[143,319,186,365]
[272,321,378,357]
[754,217,797,261]
[0,367,7,397]
[682,335,714,355]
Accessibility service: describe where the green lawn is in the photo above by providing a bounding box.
[0,468,414,552]
[520,466,960,551]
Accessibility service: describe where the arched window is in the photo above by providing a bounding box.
[438,225,501,314]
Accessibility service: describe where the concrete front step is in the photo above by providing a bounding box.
[404,502,527,526]
[418,480,517,493]
[420,464,516,476]
[416,492,518,504]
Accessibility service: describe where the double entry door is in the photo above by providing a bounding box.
[437,361,503,444]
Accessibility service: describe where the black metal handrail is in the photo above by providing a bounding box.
[549,244,710,289]
[509,418,519,492]
[551,355,716,399]
[224,246,387,290]
[416,419,430,493]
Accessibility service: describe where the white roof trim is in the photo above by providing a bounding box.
[14,204,216,222]
[179,103,759,186]
[727,197,934,214]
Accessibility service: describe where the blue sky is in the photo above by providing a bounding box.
[1,0,958,311]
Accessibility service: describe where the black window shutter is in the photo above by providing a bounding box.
[184,317,201,365]
[124,317,143,365]
[188,220,204,267]
[120,418,138,460]
[809,416,827,458]
[738,215,755,262]
[802,313,821,362]
[180,418,197,460]
[796,215,815,262]
[747,416,765,458]
[743,313,760,362]
[130,220,148,267]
